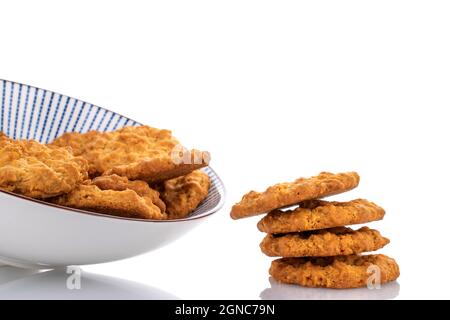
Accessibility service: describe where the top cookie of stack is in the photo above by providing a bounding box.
[231,172,360,220]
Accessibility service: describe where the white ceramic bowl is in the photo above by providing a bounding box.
[0,79,225,269]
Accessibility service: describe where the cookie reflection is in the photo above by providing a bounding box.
[0,266,178,300]
[260,277,400,300]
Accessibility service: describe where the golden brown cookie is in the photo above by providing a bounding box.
[50,126,210,182]
[50,182,166,220]
[258,199,385,233]
[260,227,389,257]
[230,172,360,219]
[0,138,88,198]
[156,170,211,219]
[270,254,400,289]
[0,132,10,142]
[92,174,166,212]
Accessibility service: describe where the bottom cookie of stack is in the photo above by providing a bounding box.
[270,254,400,289]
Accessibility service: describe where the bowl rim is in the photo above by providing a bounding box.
[0,79,226,223]
[0,78,138,126]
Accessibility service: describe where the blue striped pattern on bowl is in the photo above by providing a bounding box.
[0,79,225,219]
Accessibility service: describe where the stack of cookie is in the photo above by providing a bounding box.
[231,172,400,289]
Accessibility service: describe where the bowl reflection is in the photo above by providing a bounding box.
[0,266,178,300]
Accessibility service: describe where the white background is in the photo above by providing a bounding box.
[1,0,450,299]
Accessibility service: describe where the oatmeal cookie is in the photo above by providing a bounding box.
[258,199,385,233]
[0,138,88,198]
[92,174,166,212]
[156,170,210,219]
[50,126,209,182]
[231,172,360,219]
[260,227,389,257]
[0,132,10,142]
[270,254,400,289]
[50,182,166,220]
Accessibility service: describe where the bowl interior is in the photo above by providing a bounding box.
[0,79,225,219]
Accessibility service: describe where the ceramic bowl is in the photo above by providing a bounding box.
[0,79,225,269]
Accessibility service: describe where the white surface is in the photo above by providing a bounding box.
[1,0,449,299]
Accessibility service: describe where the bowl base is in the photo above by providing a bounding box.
[0,255,50,270]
